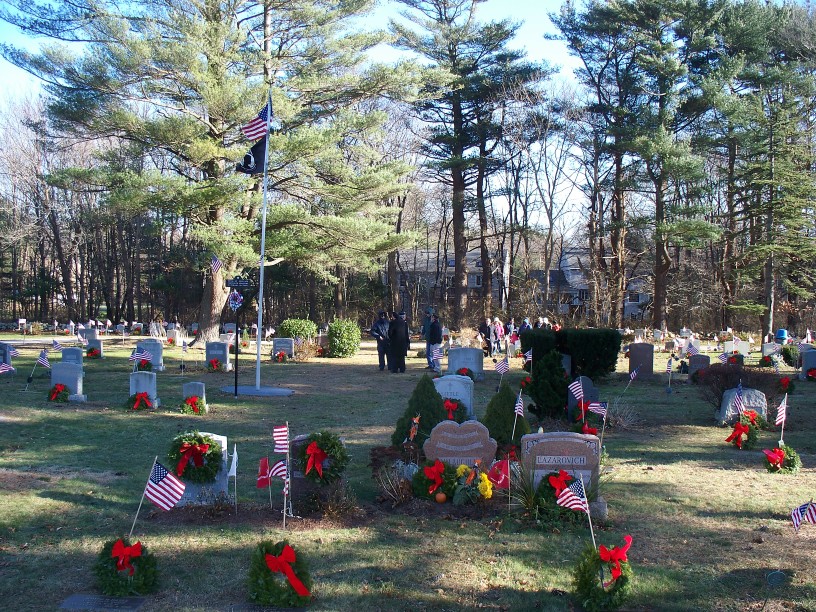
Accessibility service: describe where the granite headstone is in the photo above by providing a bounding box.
[177,431,228,506]
[205,342,232,371]
[129,371,160,408]
[423,421,497,468]
[433,374,475,419]
[51,362,86,402]
[272,338,296,358]
[628,342,654,377]
[520,431,601,491]
[715,387,767,424]
[182,381,208,413]
[446,347,484,381]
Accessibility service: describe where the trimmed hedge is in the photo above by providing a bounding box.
[480,382,530,447]
[521,328,621,379]
[327,319,361,358]
[279,318,318,340]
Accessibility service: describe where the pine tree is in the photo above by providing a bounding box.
[480,383,530,447]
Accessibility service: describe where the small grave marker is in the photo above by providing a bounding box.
[51,362,86,402]
[628,343,654,377]
[205,342,232,371]
[272,338,296,358]
[177,431,228,506]
[130,371,160,408]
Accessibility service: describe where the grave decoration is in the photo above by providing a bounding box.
[207,358,221,372]
[534,470,591,526]
[180,395,206,415]
[295,431,349,486]
[48,383,70,402]
[94,537,157,596]
[273,350,290,363]
[247,540,313,608]
[807,368,816,382]
[779,376,795,394]
[456,367,475,381]
[127,392,153,411]
[763,444,801,475]
[450,462,493,505]
[572,535,633,612]
[391,375,452,447]
[443,399,465,421]
[412,459,457,499]
[86,346,101,359]
[167,337,175,346]
[168,431,222,483]
[757,355,774,368]
[136,358,152,372]
[724,410,762,450]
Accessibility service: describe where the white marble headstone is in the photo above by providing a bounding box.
[129,371,160,407]
[182,381,208,412]
[446,347,484,381]
[61,347,84,369]
[51,362,86,402]
[137,339,165,371]
[433,375,475,419]
[205,342,232,371]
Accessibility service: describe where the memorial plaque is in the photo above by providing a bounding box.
[177,431,228,506]
[205,342,232,371]
[433,374,474,419]
[715,387,767,424]
[520,431,601,490]
[424,421,497,468]
[60,593,145,611]
[182,381,208,412]
[51,362,86,402]
[628,342,654,376]
[137,339,165,371]
[272,338,296,358]
[129,371,160,408]
[446,347,485,381]
[687,354,710,380]
[567,375,599,410]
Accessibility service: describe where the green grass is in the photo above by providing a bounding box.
[0,336,814,611]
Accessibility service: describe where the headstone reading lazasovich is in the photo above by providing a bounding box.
[433,374,474,419]
[130,371,160,408]
[715,387,767,424]
[182,381,208,413]
[272,338,296,358]
[567,375,599,410]
[51,362,86,402]
[520,431,601,491]
[446,347,484,381]
[628,343,654,377]
[137,339,165,371]
[61,347,84,370]
[423,421,497,468]
[205,342,232,372]
[800,350,816,381]
[177,431,228,507]
[687,354,710,380]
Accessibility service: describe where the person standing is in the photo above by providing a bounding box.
[428,312,443,372]
[421,308,434,369]
[504,317,517,354]
[478,317,492,355]
[518,317,532,335]
[388,311,411,373]
[492,317,504,356]
[370,311,391,371]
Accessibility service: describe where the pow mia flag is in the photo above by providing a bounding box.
[236,136,267,174]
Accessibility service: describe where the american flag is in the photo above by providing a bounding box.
[791,501,816,532]
[273,424,289,453]
[76,334,88,346]
[37,350,50,369]
[8,346,19,357]
[494,357,510,374]
[733,336,740,347]
[686,344,699,356]
[556,478,588,513]
[241,103,271,140]
[182,341,188,354]
[588,402,608,418]
[666,358,673,373]
[568,379,584,400]
[269,459,288,479]
[211,254,223,275]
[52,339,64,351]
[773,357,780,375]
[432,346,444,361]
[718,353,728,364]
[806,329,813,344]
[77,323,85,330]
[775,394,787,427]
[733,381,745,415]
[144,462,186,511]
[523,348,533,364]
[629,365,641,381]
[129,348,153,362]
[0,363,15,374]
[514,391,525,417]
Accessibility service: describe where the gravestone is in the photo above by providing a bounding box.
[560,353,572,377]
[687,354,710,380]
[723,341,734,354]
[86,328,99,341]
[0,342,12,366]
[798,343,814,353]
[715,387,767,424]
[131,323,144,335]
[685,339,701,353]
[166,329,180,344]
[737,342,750,357]
[86,338,104,359]
[205,342,232,372]
[223,323,237,334]
[423,420,497,468]
[129,371,160,408]
[520,431,601,491]
[433,374,475,419]
[219,333,235,346]
[680,327,692,338]
[664,341,675,352]
[634,328,646,342]
[446,347,485,381]
[190,323,199,334]
[289,433,347,504]
[272,338,296,358]
[61,347,84,370]
[137,339,165,371]
[653,330,663,342]
[51,362,86,402]
[628,342,654,377]
[567,375,600,410]
[800,350,816,380]
[177,431,228,506]
[182,381,208,413]
[762,343,779,357]
[115,324,126,334]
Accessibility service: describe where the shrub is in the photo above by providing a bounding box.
[781,344,799,367]
[696,364,784,409]
[391,375,449,447]
[278,318,318,340]
[527,349,568,420]
[480,383,530,447]
[520,328,621,379]
[327,319,361,358]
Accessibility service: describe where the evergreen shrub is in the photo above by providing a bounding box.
[527,349,568,420]
[279,319,318,340]
[481,382,530,447]
[327,319,361,357]
[391,375,448,447]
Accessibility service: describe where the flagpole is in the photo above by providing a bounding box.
[283,420,290,529]
[580,378,585,424]
[255,90,273,390]
[580,474,597,550]
[24,362,38,392]
[597,410,608,458]
[779,393,787,446]
[130,456,158,539]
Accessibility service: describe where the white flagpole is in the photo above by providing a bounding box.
[779,393,787,446]
[130,456,158,539]
[597,409,608,456]
[255,91,273,390]
[580,474,597,550]
[267,457,273,510]
[283,420,290,529]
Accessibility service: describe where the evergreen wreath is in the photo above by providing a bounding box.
[136,359,152,372]
[167,431,222,483]
[126,392,154,411]
[247,540,313,608]
[86,347,101,359]
[764,444,802,475]
[296,431,350,486]
[456,367,476,381]
[179,395,206,415]
[48,383,70,402]
[207,358,221,372]
[411,459,457,499]
[725,418,758,450]
[535,471,587,525]
[94,537,158,596]
[273,350,290,363]
[572,542,633,612]
[778,376,795,394]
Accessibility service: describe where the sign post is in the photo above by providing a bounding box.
[226,277,250,398]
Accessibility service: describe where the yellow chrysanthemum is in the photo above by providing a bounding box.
[478,477,493,499]
[456,464,469,478]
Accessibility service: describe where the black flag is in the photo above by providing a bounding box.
[236,137,267,174]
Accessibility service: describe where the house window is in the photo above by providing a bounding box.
[578,289,589,301]
[447,259,455,267]
[475,275,482,287]
[628,291,639,303]
[475,260,482,267]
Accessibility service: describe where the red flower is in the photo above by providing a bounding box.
[728,356,737,364]
[780,376,791,390]
[520,376,532,389]
[457,367,469,376]
[276,351,286,363]
[582,421,598,435]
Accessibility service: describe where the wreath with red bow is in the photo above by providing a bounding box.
[48,383,70,402]
[247,540,313,608]
[86,347,101,359]
[295,431,349,485]
[179,395,206,415]
[411,459,457,499]
[572,537,633,612]
[167,431,222,484]
[763,444,801,475]
[94,537,158,596]
[207,358,221,372]
[725,411,761,450]
[125,392,153,411]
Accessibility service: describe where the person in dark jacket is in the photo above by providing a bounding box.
[478,317,491,355]
[370,311,391,371]
[388,311,411,373]
[428,312,443,371]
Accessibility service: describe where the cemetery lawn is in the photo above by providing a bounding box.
[0,338,815,611]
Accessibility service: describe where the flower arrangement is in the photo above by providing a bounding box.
[758,355,774,368]
[316,346,325,357]
[456,367,476,381]
[94,537,157,596]
[241,340,249,349]
[167,431,222,483]
[763,444,801,474]
[126,392,153,411]
[167,337,175,346]
[412,459,457,499]
[208,358,221,372]
[274,351,289,363]
[48,383,69,402]
[725,413,759,450]
[136,359,152,372]
[64,329,70,335]
[86,347,101,359]
[452,462,493,505]
[572,536,633,612]
[807,368,816,382]
[296,431,350,486]
[779,376,795,394]
[247,540,313,608]
[520,376,532,391]
[180,395,205,415]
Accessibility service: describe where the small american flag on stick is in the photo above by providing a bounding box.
[568,379,584,401]
[588,402,608,418]
[556,478,588,513]
[494,357,510,374]
[273,424,289,453]
[144,462,185,511]
[37,350,50,369]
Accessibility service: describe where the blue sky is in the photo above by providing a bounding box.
[0,0,576,100]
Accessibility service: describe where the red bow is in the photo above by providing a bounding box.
[176,442,210,476]
[599,535,632,587]
[582,421,598,436]
[50,383,66,401]
[780,377,791,390]
[444,399,458,420]
[424,459,445,495]
[763,447,786,468]
[725,422,750,449]
[548,469,573,496]
[305,441,327,478]
[744,410,758,426]
[111,539,142,576]
[264,545,311,597]
[133,392,152,410]
[184,396,200,413]
[575,399,590,422]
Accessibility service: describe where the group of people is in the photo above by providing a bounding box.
[477,315,559,356]
[371,308,444,373]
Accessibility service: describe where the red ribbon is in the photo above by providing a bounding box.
[305,441,327,478]
[50,383,66,401]
[444,399,458,420]
[424,459,445,495]
[725,422,750,449]
[763,447,786,468]
[133,392,152,410]
[575,399,589,422]
[548,469,573,496]
[111,539,142,576]
[176,442,210,476]
[599,535,632,587]
[744,410,758,426]
[582,421,598,436]
[184,396,200,413]
[264,545,311,596]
